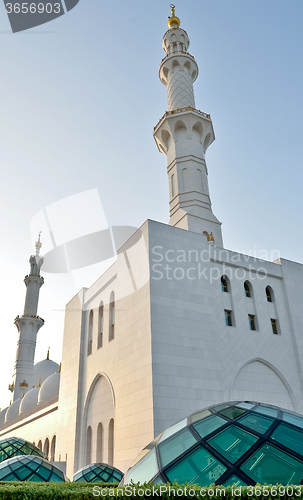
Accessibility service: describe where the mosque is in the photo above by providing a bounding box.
[0,6,303,481]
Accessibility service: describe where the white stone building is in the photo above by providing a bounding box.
[0,6,302,480]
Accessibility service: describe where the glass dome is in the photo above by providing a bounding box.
[0,437,46,463]
[73,463,123,483]
[123,401,303,486]
[0,455,66,482]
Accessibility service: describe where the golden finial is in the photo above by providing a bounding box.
[59,363,61,373]
[9,400,12,406]
[168,4,180,28]
[38,378,41,387]
[47,347,50,360]
[22,390,25,398]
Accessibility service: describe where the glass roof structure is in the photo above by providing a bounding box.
[122,401,303,486]
[73,463,123,483]
[0,455,66,482]
[0,437,46,463]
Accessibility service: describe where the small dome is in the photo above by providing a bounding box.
[19,387,40,415]
[72,463,123,483]
[5,399,21,424]
[33,359,59,387]
[0,408,8,426]
[0,455,66,482]
[38,372,60,405]
[0,437,45,463]
[123,401,303,487]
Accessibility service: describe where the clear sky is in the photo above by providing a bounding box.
[0,0,302,410]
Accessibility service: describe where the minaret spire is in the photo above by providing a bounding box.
[153,6,223,246]
[10,233,45,401]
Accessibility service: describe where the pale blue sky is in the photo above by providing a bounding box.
[0,0,302,409]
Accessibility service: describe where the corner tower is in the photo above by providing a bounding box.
[153,5,223,246]
[10,234,45,401]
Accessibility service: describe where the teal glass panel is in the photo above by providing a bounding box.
[219,407,246,420]
[126,448,158,484]
[101,472,110,481]
[84,471,96,481]
[241,444,303,485]
[214,404,230,412]
[153,475,164,485]
[17,467,32,480]
[271,423,303,456]
[159,419,187,443]
[222,475,248,487]
[48,472,63,482]
[254,406,277,418]
[37,465,52,481]
[193,415,226,439]
[236,403,255,410]
[159,428,197,467]
[3,473,17,481]
[238,413,274,434]
[166,445,227,486]
[283,413,303,429]
[207,426,258,464]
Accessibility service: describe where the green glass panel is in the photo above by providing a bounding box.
[84,470,96,481]
[126,448,158,484]
[219,407,246,420]
[36,465,51,481]
[271,423,303,456]
[17,466,32,480]
[3,473,18,481]
[159,428,197,467]
[166,445,227,486]
[0,468,10,480]
[241,444,303,485]
[254,406,277,418]
[238,413,274,434]
[48,472,64,482]
[207,426,258,464]
[236,403,255,410]
[214,404,230,412]
[193,415,226,439]
[283,413,303,429]
[30,473,45,482]
[101,472,110,481]
[222,475,248,487]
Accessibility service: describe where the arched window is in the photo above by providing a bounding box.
[50,435,56,462]
[96,422,103,462]
[86,426,92,466]
[43,438,49,460]
[266,286,273,302]
[98,302,104,349]
[108,419,114,466]
[87,310,93,355]
[221,276,229,293]
[244,281,251,298]
[109,292,115,342]
[37,440,42,451]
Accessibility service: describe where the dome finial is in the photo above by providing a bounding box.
[168,4,180,28]
[46,347,50,360]
[35,231,42,256]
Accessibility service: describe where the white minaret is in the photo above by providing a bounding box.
[153,5,223,246]
[10,233,45,401]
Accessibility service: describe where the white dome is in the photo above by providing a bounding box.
[38,372,60,405]
[33,359,59,387]
[0,407,8,426]
[5,399,21,423]
[19,387,39,415]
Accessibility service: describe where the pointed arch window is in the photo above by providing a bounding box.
[50,435,56,461]
[98,302,104,349]
[96,423,103,462]
[87,310,93,355]
[244,281,251,298]
[221,276,229,293]
[266,286,273,302]
[86,426,92,466]
[109,292,115,342]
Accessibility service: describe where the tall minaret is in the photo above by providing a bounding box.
[10,233,45,401]
[153,5,223,246]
